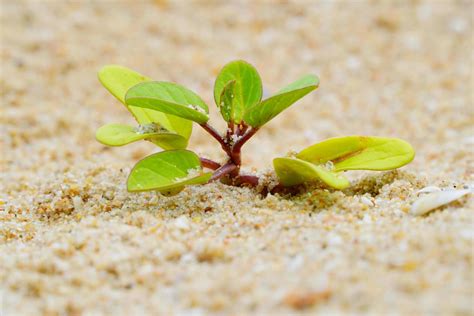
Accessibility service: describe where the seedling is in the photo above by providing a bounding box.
[96,60,415,195]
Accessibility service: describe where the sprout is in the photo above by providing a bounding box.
[96,60,415,195]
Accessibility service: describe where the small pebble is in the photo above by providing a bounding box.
[72,196,84,211]
[174,215,191,231]
[360,196,374,207]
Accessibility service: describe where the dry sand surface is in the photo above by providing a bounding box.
[1,1,473,315]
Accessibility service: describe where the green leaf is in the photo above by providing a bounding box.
[218,80,236,122]
[95,123,187,150]
[98,65,149,104]
[127,150,212,194]
[98,65,192,141]
[125,81,209,124]
[214,60,262,123]
[296,136,415,171]
[273,157,350,189]
[244,75,319,127]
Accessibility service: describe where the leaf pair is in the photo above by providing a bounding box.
[213,60,319,127]
[213,60,262,124]
[274,136,415,189]
[96,65,193,150]
[128,135,415,195]
[97,65,213,195]
[123,60,319,129]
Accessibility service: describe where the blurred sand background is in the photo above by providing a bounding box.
[1,1,473,315]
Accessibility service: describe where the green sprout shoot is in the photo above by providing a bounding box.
[96,60,415,196]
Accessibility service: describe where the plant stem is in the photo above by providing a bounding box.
[229,121,234,135]
[199,123,231,156]
[233,174,259,187]
[238,123,248,136]
[200,157,221,170]
[233,127,259,152]
[268,184,289,195]
[229,127,259,167]
[200,123,267,189]
[210,162,237,182]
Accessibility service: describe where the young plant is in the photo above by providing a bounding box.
[96,61,415,195]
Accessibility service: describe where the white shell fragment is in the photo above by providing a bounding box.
[411,189,471,216]
[416,186,442,195]
[174,215,191,231]
[360,196,374,207]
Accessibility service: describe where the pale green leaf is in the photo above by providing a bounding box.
[125,81,209,124]
[244,75,319,127]
[297,136,415,171]
[218,80,236,122]
[273,157,350,189]
[98,65,192,140]
[127,150,212,194]
[98,65,149,104]
[214,60,262,123]
[277,75,320,94]
[95,123,187,150]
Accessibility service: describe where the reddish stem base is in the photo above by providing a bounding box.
[199,122,298,195]
[199,122,265,190]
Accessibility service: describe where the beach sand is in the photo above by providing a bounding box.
[1,1,473,315]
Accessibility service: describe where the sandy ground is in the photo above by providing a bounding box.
[1,1,473,315]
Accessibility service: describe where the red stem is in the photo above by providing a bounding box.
[230,127,259,167]
[200,157,221,170]
[198,123,274,191]
[233,127,259,152]
[269,184,289,195]
[233,174,259,187]
[228,121,234,137]
[239,124,248,136]
[199,123,232,156]
[210,162,237,182]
